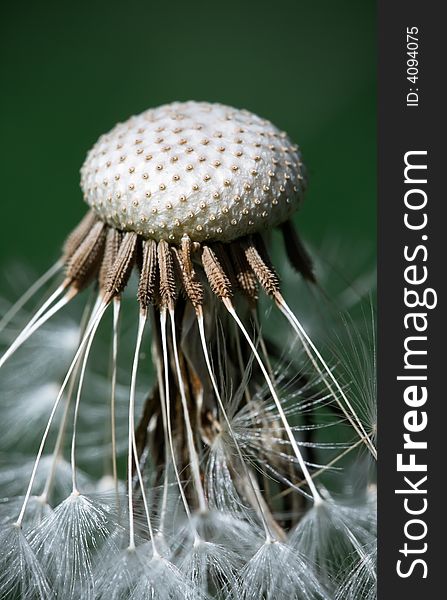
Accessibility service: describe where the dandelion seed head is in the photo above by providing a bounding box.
[81,101,306,243]
[0,98,376,599]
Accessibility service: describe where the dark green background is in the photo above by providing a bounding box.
[0,0,375,271]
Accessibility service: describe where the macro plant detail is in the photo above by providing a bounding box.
[0,101,377,599]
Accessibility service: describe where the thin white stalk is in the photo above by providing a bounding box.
[276,296,377,459]
[197,310,273,541]
[0,287,74,370]
[169,308,207,513]
[223,298,322,505]
[233,320,252,405]
[39,292,99,504]
[110,298,121,495]
[159,309,193,521]
[127,312,159,556]
[0,260,62,333]
[128,312,159,556]
[151,338,170,537]
[70,295,104,492]
[15,300,109,527]
[39,361,79,504]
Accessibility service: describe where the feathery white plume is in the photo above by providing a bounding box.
[0,524,53,600]
[290,496,376,590]
[29,492,115,600]
[233,540,329,600]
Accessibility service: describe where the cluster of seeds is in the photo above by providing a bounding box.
[62,210,314,314]
[80,101,306,244]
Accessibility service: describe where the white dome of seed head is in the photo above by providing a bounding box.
[80,101,307,244]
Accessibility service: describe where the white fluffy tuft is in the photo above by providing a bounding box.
[234,540,329,600]
[0,524,53,600]
[29,493,116,600]
[290,498,376,590]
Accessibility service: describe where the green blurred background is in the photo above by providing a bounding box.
[0,0,375,271]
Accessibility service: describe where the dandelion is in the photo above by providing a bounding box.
[0,101,377,598]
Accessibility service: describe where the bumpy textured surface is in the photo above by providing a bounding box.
[81,101,306,244]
